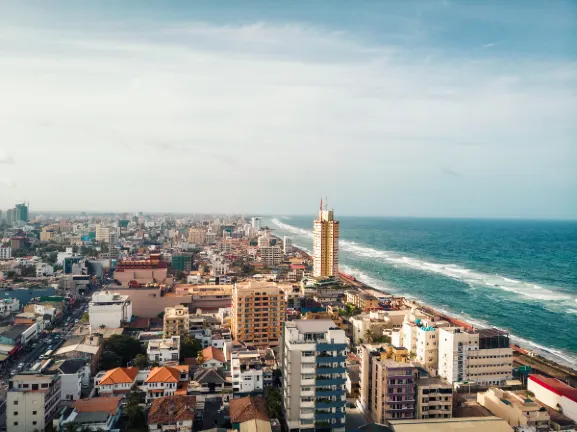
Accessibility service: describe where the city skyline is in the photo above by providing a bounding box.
[1,0,576,219]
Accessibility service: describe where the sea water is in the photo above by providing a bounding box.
[268,216,577,368]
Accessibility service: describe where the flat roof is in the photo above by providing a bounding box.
[389,417,513,432]
[293,320,340,333]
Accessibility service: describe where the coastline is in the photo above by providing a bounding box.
[291,245,577,383]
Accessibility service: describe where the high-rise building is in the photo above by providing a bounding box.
[283,236,293,254]
[251,217,261,231]
[282,320,347,432]
[7,374,61,432]
[438,327,513,386]
[15,203,29,222]
[187,227,207,245]
[95,224,110,243]
[259,246,282,267]
[163,305,190,338]
[313,202,340,277]
[232,281,287,346]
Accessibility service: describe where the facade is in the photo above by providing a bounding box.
[232,281,287,346]
[415,376,453,420]
[59,396,122,432]
[89,291,132,329]
[95,224,110,242]
[172,253,192,272]
[163,305,190,338]
[282,320,347,432]
[312,205,339,278]
[7,374,61,432]
[259,246,283,267]
[283,236,293,254]
[477,387,549,431]
[345,290,379,310]
[48,359,91,401]
[527,374,577,422]
[147,336,181,365]
[199,346,226,369]
[144,365,189,403]
[438,327,513,385]
[187,227,207,245]
[0,246,12,260]
[231,350,264,395]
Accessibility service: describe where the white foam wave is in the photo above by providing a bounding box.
[271,218,575,306]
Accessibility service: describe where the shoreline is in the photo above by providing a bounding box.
[291,245,577,383]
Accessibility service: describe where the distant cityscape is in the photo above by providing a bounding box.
[0,201,575,432]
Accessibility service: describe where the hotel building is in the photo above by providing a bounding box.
[282,320,347,432]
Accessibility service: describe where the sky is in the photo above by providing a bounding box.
[0,0,576,218]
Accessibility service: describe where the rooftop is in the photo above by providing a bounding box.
[74,396,123,414]
[98,367,139,385]
[230,396,269,424]
[292,319,341,334]
[148,395,196,424]
[389,417,513,432]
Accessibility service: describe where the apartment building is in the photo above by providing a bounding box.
[7,374,61,432]
[438,327,513,385]
[416,374,453,420]
[232,281,287,346]
[313,205,339,278]
[282,320,347,432]
[231,349,265,395]
[259,246,283,267]
[89,291,132,330]
[147,336,181,365]
[0,246,12,260]
[283,236,293,254]
[95,224,110,242]
[188,227,207,245]
[163,305,190,338]
[345,290,379,310]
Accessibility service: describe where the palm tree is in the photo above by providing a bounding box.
[364,329,374,343]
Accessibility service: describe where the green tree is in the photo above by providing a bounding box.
[100,335,145,369]
[265,387,283,420]
[46,251,58,265]
[123,390,145,429]
[133,353,149,369]
[180,335,201,361]
[364,329,375,344]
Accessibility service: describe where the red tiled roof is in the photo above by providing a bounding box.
[99,367,139,385]
[148,395,196,424]
[529,374,577,403]
[145,366,180,383]
[230,396,269,424]
[201,346,225,364]
[74,396,123,414]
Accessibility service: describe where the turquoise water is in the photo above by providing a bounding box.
[268,216,577,367]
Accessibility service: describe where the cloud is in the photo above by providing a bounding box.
[0,20,574,217]
[0,153,15,164]
[481,40,503,49]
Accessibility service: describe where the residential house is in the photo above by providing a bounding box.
[53,334,103,374]
[229,396,270,430]
[199,346,226,369]
[147,336,180,365]
[190,368,227,395]
[148,395,196,432]
[231,350,264,395]
[58,396,123,432]
[144,365,189,403]
[94,367,139,396]
[47,359,91,401]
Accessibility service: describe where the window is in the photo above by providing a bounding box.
[33,421,37,425]
[13,412,18,416]
[32,411,37,415]
[13,423,18,426]
[13,401,18,406]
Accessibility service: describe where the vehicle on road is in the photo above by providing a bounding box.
[17,363,24,370]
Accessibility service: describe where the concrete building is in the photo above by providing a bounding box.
[231,349,265,395]
[528,374,577,423]
[345,290,379,310]
[187,227,207,245]
[89,291,132,330]
[438,327,513,386]
[283,236,293,254]
[148,395,196,432]
[47,359,90,401]
[232,281,287,346]
[313,204,339,278]
[94,367,139,396]
[0,246,12,260]
[163,305,190,338]
[7,374,61,432]
[58,396,122,432]
[259,246,283,267]
[416,374,453,420]
[282,320,347,432]
[171,253,192,272]
[251,217,262,231]
[95,224,110,243]
[144,365,189,403]
[477,387,550,431]
[147,336,181,365]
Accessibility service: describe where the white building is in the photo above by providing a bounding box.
[88,291,132,330]
[251,217,261,230]
[528,374,577,422]
[36,263,54,277]
[56,247,74,265]
[7,374,61,432]
[0,246,12,260]
[257,234,270,248]
[144,366,189,403]
[282,320,347,432]
[147,336,181,365]
[283,236,293,254]
[438,327,513,386]
[313,205,340,278]
[231,350,264,395]
[95,225,110,243]
[50,359,90,401]
[0,298,20,317]
[259,246,282,267]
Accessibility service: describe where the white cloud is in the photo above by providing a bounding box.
[0,23,575,217]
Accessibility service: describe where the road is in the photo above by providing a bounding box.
[0,299,88,429]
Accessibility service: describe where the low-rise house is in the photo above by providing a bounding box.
[144,365,189,403]
[47,359,91,401]
[528,374,577,422]
[229,396,269,430]
[0,324,37,347]
[147,336,180,365]
[231,350,264,395]
[94,367,139,396]
[0,297,20,316]
[190,368,227,395]
[148,395,196,432]
[58,396,123,432]
[199,346,226,369]
[53,334,103,374]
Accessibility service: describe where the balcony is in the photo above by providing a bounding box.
[316,388,346,398]
[316,400,345,409]
[316,356,347,364]
[317,343,347,351]
[316,367,346,374]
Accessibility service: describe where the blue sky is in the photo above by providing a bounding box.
[0,0,576,218]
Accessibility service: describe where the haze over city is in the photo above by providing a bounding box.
[0,0,576,218]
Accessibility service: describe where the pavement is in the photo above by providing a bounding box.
[346,405,371,430]
[0,299,88,430]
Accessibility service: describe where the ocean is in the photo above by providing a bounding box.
[267,216,577,368]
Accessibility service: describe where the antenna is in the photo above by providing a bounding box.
[320,197,323,211]
[325,196,328,211]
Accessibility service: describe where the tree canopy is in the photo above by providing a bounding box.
[101,334,145,370]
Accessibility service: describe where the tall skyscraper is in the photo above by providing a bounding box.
[15,203,29,222]
[313,200,340,277]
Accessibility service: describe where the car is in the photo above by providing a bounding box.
[39,355,45,360]
[10,370,16,376]
[18,363,24,369]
